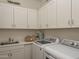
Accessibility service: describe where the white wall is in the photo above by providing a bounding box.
[44,28,79,41]
[0,0,41,9]
[0,29,37,42]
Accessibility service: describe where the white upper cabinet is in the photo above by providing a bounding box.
[47,0,57,28]
[28,8,38,29]
[72,0,79,27]
[14,6,28,29]
[39,0,57,29]
[0,3,13,28]
[39,5,48,29]
[57,0,71,28]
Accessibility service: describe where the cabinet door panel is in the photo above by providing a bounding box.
[11,49,24,59]
[32,44,36,59]
[28,9,38,29]
[47,0,57,28]
[32,44,43,59]
[57,0,71,28]
[14,7,28,29]
[24,44,31,59]
[72,0,79,27]
[39,5,48,29]
[0,3,13,28]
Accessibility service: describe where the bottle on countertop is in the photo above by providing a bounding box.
[36,31,44,40]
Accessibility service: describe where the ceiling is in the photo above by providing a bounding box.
[37,0,47,2]
[37,0,49,2]
[37,0,43,2]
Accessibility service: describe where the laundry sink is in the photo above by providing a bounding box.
[37,40,51,44]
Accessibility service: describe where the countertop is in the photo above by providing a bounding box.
[0,42,33,48]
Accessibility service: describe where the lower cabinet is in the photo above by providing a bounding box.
[32,44,44,59]
[24,44,32,59]
[0,44,32,59]
[11,49,24,59]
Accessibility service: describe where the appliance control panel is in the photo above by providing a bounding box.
[61,39,79,49]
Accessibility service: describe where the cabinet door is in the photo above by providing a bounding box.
[14,6,28,29]
[32,44,43,59]
[0,3,13,28]
[39,5,48,29]
[11,49,24,59]
[47,0,57,28]
[24,44,32,59]
[36,47,43,59]
[28,9,38,29]
[72,0,79,27]
[0,51,10,59]
[57,0,71,28]
[32,44,36,59]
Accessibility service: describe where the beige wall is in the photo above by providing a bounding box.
[0,29,37,42]
[0,0,41,9]
[44,28,79,41]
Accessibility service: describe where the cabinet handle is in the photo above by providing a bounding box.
[40,25,41,28]
[46,24,48,27]
[71,19,74,25]
[10,53,12,56]
[40,48,42,50]
[8,53,12,56]
[27,24,29,28]
[8,53,10,56]
[68,20,70,25]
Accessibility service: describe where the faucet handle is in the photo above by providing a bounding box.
[12,38,14,42]
[9,37,11,42]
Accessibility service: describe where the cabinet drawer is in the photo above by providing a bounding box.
[0,45,24,51]
[0,46,11,52]
[11,48,24,54]
[0,51,9,55]
[10,45,24,50]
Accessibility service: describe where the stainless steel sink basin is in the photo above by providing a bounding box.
[0,41,19,45]
[37,40,51,44]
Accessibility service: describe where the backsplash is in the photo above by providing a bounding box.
[0,28,79,42]
[0,29,37,42]
[44,28,79,41]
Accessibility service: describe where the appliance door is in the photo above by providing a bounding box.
[44,51,56,59]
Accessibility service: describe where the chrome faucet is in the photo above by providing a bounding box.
[8,37,14,43]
